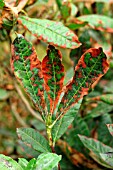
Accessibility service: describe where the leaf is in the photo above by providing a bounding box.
[78,135,113,168]
[52,100,82,143]
[73,114,90,137]
[11,35,45,115]
[97,114,113,146]
[36,153,61,170]
[42,45,64,113]
[18,158,28,169]
[77,15,113,33]
[0,154,23,170]
[25,158,36,170]
[58,48,109,115]
[0,88,9,100]
[100,94,113,105]
[85,102,113,119]
[18,16,81,49]
[107,124,113,137]
[18,140,39,158]
[100,153,113,167]
[17,128,51,153]
[0,0,5,9]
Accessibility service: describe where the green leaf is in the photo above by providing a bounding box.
[100,153,113,167]
[0,88,9,100]
[73,114,90,136]
[97,114,112,145]
[18,16,81,49]
[0,154,23,170]
[25,158,36,170]
[17,128,51,153]
[42,45,64,114]
[18,140,39,158]
[77,15,113,33]
[78,135,113,168]
[52,100,82,143]
[0,0,5,9]
[11,35,45,115]
[36,153,61,170]
[100,94,113,105]
[107,124,113,137]
[85,102,113,119]
[18,158,28,169]
[58,48,109,115]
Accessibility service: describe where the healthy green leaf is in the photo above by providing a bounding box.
[42,45,64,114]
[78,135,113,168]
[17,128,51,153]
[100,153,113,167]
[18,158,28,169]
[97,114,113,145]
[52,100,82,143]
[58,48,109,115]
[73,114,90,136]
[0,0,5,9]
[11,35,45,115]
[107,124,113,137]
[77,15,113,33]
[18,16,81,49]
[25,158,36,170]
[0,154,23,170]
[36,153,61,170]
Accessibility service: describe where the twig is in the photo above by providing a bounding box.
[16,0,29,13]
[11,103,28,127]
[14,82,43,122]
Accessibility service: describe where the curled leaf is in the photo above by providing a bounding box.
[42,45,64,113]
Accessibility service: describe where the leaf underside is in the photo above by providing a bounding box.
[57,48,109,115]
[18,16,81,49]
[42,45,64,113]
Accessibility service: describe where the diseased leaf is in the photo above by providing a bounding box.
[18,16,81,49]
[52,100,82,144]
[0,154,23,170]
[42,45,64,113]
[100,94,113,105]
[107,124,113,137]
[36,153,61,170]
[100,153,113,167]
[77,15,113,33]
[11,35,45,115]
[58,48,109,115]
[18,140,39,158]
[78,135,113,169]
[17,128,51,153]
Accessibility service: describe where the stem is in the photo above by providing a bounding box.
[46,114,61,170]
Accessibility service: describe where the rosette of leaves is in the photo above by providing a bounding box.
[11,34,109,160]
